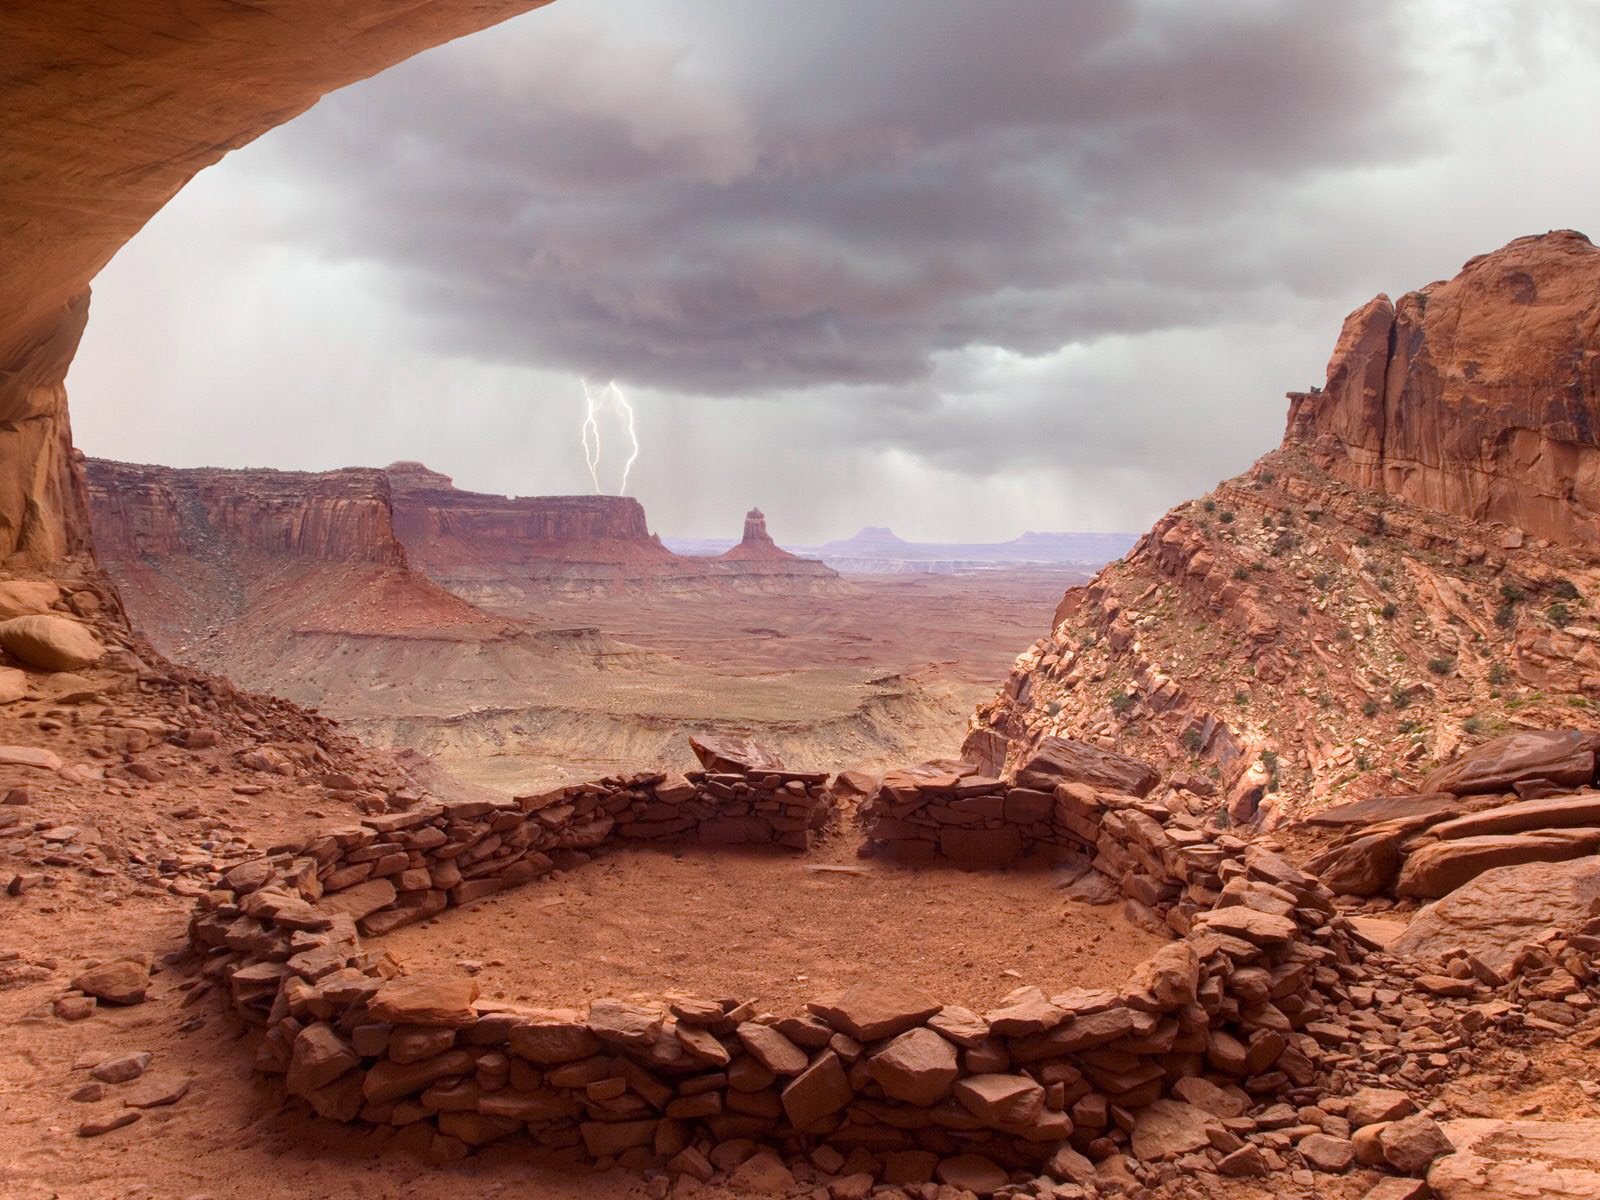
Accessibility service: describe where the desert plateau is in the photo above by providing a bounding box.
[5,5,1600,1200]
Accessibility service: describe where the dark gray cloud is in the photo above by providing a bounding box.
[258,0,1419,394]
[68,0,1600,542]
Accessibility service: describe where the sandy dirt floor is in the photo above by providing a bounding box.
[380,835,1168,1014]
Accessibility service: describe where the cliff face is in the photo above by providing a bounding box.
[1286,229,1600,549]
[385,465,844,604]
[0,1,554,568]
[83,458,510,657]
[967,232,1600,820]
[86,460,408,566]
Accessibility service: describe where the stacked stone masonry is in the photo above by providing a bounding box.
[182,735,1381,1179]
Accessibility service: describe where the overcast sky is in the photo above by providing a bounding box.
[67,0,1600,543]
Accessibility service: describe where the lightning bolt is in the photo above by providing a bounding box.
[611,381,640,497]
[579,377,603,495]
[577,378,642,496]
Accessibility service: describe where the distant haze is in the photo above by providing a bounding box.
[66,0,1600,543]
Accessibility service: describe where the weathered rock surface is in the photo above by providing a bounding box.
[1422,730,1600,797]
[1389,856,1600,972]
[0,613,103,671]
[1395,831,1600,899]
[1286,230,1600,549]
[1428,1119,1600,1199]
[1015,736,1159,797]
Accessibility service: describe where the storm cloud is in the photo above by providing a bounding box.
[66,0,1600,541]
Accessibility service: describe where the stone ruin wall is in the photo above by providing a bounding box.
[183,742,1378,1177]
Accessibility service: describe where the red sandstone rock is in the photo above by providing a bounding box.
[1286,231,1600,548]
[1428,1119,1600,1199]
[365,974,480,1027]
[866,1027,959,1106]
[0,614,103,671]
[1389,856,1600,972]
[1426,791,1600,840]
[1394,831,1600,899]
[688,733,785,774]
[807,980,941,1041]
[1421,730,1600,796]
[1016,737,1159,797]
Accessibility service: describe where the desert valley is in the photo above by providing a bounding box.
[5,6,1600,1200]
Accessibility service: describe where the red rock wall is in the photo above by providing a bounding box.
[84,460,407,566]
[388,468,672,569]
[1285,230,1600,550]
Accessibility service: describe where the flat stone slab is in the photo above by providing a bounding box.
[1302,792,1461,828]
[1423,730,1600,796]
[1395,831,1600,898]
[1428,1118,1600,1199]
[1428,791,1600,840]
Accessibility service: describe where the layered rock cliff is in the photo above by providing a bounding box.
[385,465,845,604]
[82,457,514,657]
[0,1,555,568]
[1286,229,1600,548]
[967,232,1600,819]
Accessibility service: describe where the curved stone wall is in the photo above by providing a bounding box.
[186,752,1368,1177]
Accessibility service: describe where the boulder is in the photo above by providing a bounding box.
[935,1155,1008,1197]
[1395,832,1600,898]
[0,580,60,619]
[1302,792,1461,828]
[0,666,26,703]
[1306,830,1403,896]
[1380,1115,1455,1175]
[1389,856,1600,973]
[71,959,148,1005]
[1016,736,1160,797]
[0,614,105,671]
[1422,730,1600,796]
[780,1050,852,1128]
[688,733,784,774]
[1428,1118,1600,1199]
[1347,1087,1417,1128]
[953,1073,1045,1127]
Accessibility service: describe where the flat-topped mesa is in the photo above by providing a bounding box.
[1284,229,1600,551]
[385,466,670,568]
[84,459,407,567]
[81,458,514,660]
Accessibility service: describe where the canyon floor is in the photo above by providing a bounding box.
[309,570,1086,795]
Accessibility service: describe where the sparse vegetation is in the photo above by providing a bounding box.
[1500,581,1526,604]
[1109,690,1135,715]
[1495,603,1516,628]
[1488,662,1509,686]
[1361,699,1379,717]
[1553,578,1581,601]
[1219,511,1235,524]
[1427,656,1456,676]
[1232,566,1251,582]
[1548,602,1571,627]
[1380,602,1398,620]
[1202,498,1216,513]
[1462,715,1486,736]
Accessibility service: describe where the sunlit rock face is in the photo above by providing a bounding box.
[0,0,554,566]
[1285,229,1600,550]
